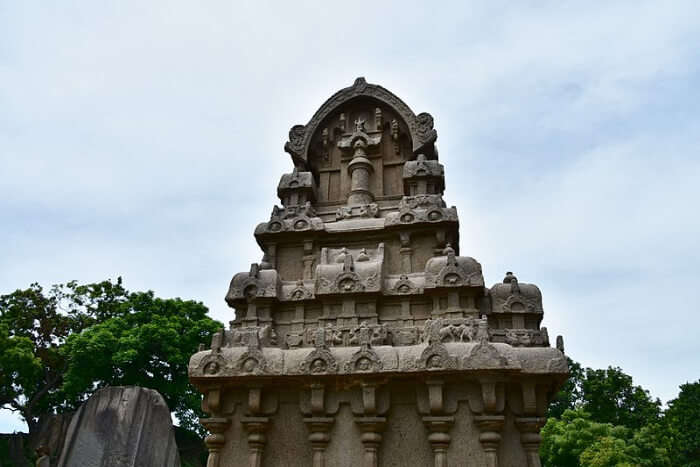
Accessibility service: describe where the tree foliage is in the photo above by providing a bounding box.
[0,279,222,434]
[0,280,129,432]
[664,380,700,466]
[543,360,697,467]
[547,360,661,430]
[541,409,672,467]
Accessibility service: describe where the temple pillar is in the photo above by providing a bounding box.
[355,382,386,467]
[200,417,231,467]
[516,417,546,467]
[304,383,334,467]
[422,379,454,467]
[474,415,504,467]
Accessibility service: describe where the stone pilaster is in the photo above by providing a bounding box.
[241,416,268,467]
[474,415,504,467]
[422,379,454,467]
[304,417,334,467]
[303,383,334,467]
[354,417,386,467]
[423,416,454,467]
[516,417,546,467]
[200,417,231,467]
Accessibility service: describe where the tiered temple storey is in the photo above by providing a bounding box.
[189,78,568,467]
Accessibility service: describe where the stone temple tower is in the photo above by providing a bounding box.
[189,78,568,467]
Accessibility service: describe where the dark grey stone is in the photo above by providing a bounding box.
[57,386,180,467]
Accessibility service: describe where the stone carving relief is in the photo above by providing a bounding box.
[284,77,438,166]
[315,244,384,295]
[285,280,314,301]
[463,342,508,370]
[258,202,324,235]
[503,328,550,347]
[195,352,229,377]
[335,203,380,220]
[490,272,544,315]
[386,195,458,227]
[225,264,280,306]
[344,322,384,373]
[424,244,485,288]
[299,326,339,374]
[228,324,278,348]
[390,274,419,295]
[303,322,389,348]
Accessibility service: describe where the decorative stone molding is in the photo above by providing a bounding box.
[200,417,231,467]
[418,343,458,371]
[385,195,458,227]
[424,245,484,288]
[315,245,384,295]
[516,417,547,467]
[474,415,505,467]
[284,77,437,167]
[225,264,280,306]
[354,417,386,467]
[241,417,268,467]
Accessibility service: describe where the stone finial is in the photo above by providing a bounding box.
[249,263,260,278]
[556,336,565,354]
[504,271,520,294]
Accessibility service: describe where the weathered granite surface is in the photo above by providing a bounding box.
[57,386,180,467]
[189,78,568,467]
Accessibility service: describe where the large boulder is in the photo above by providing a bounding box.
[57,386,180,467]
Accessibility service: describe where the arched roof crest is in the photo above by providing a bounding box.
[284,77,437,167]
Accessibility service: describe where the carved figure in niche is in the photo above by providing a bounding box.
[356,357,372,371]
[427,355,442,369]
[204,361,220,375]
[242,358,257,373]
[311,359,327,373]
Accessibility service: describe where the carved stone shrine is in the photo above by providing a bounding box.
[189,78,568,467]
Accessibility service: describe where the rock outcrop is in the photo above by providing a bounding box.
[57,386,180,467]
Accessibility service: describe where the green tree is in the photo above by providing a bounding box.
[0,279,221,435]
[61,291,221,431]
[581,366,661,430]
[664,380,700,466]
[548,357,583,418]
[0,279,128,433]
[541,409,672,467]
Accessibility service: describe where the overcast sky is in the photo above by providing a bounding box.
[2,1,699,432]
